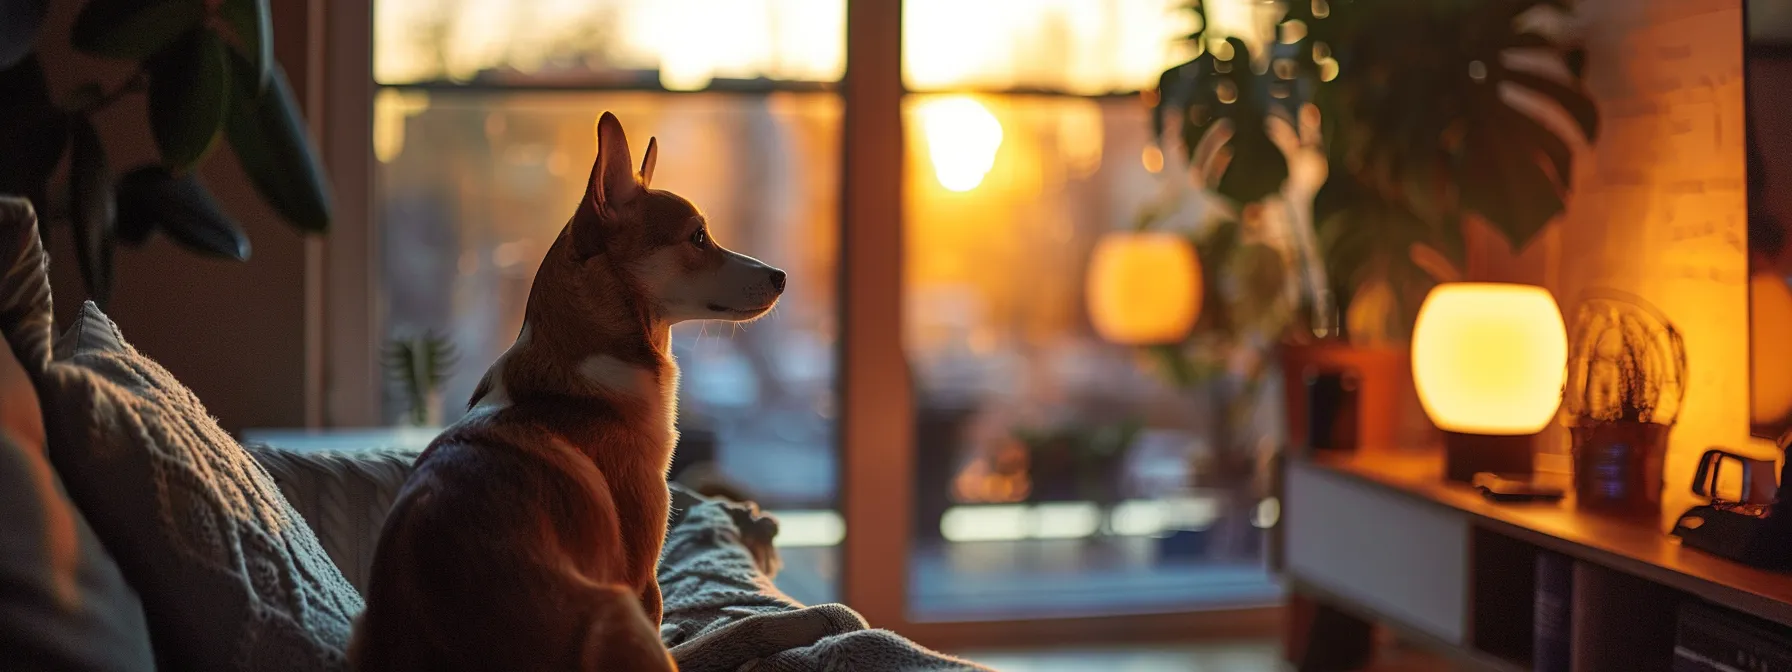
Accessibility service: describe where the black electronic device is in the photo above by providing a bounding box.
[1472,472,1566,503]
[1673,447,1792,570]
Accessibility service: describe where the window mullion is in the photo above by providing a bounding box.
[839,0,913,627]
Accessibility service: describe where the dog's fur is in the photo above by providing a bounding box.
[349,112,785,671]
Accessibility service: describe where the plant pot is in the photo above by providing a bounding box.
[1279,341,1420,453]
[1570,420,1671,517]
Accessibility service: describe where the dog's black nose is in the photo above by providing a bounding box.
[769,270,787,293]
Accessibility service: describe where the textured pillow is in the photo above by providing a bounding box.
[0,197,53,375]
[0,196,154,670]
[40,302,364,670]
[248,446,418,595]
[0,434,156,671]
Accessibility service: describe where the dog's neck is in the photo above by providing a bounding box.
[469,230,678,424]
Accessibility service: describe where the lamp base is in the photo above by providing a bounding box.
[1443,431,1536,483]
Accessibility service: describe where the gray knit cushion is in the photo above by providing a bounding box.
[39,302,363,671]
[248,446,417,594]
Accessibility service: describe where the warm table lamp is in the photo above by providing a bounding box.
[1411,282,1568,483]
[1086,232,1202,345]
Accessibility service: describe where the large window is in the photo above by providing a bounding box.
[374,0,845,606]
[367,0,1281,637]
[898,1,1281,621]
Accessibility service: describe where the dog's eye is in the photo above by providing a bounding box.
[690,229,708,247]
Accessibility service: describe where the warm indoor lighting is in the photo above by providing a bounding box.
[917,96,1004,192]
[1753,272,1792,426]
[1412,283,1567,435]
[1141,145,1165,173]
[1086,232,1202,345]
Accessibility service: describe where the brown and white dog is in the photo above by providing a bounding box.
[349,112,785,671]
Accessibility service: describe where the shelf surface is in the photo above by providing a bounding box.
[1300,450,1792,629]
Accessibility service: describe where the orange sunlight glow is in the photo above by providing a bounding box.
[377,0,1265,92]
[375,0,845,85]
[917,96,1005,192]
[903,0,1207,95]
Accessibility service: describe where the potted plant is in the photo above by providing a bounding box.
[0,0,332,306]
[384,330,458,428]
[1560,290,1687,517]
[1138,0,1600,453]
[1011,416,1142,515]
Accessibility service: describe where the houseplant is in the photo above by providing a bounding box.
[1154,0,1599,336]
[0,0,331,306]
[384,330,458,428]
[1560,290,1686,516]
[1135,0,1600,421]
[1100,0,1600,547]
[1011,416,1143,513]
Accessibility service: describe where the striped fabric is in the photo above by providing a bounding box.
[246,447,419,595]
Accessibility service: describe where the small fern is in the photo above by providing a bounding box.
[384,330,458,427]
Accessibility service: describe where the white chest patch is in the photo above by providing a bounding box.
[470,323,532,414]
[578,354,680,451]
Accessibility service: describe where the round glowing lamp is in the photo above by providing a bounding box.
[1411,282,1567,482]
[1086,232,1202,345]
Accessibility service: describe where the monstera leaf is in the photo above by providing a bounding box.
[1154,36,1309,206]
[1296,0,1598,251]
[1152,0,1600,340]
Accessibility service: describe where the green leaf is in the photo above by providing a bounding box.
[149,29,230,173]
[0,0,48,69]
[1502,68,1600,142]
[115,200,155,246]
[1500,104,1575,188]
[71,0,202,60]
[1216,123,1289,204]
[1457,128,1564,251]
[225,50,331,232]
[0,56,68,209]
[1430,212,1467,269]
[68,116,115,305]
[1565,48,1587,79]
[218,0,271,92]
[1186,38,1297,205]
[116,165,251,260]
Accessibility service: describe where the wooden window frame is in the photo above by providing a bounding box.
[310,0,1280,649]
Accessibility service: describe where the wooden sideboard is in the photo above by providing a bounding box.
[1282,450,1792,671]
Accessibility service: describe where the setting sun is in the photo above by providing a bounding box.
[916,96,1005,192]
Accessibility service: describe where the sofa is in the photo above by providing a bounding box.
[0,196,986,671]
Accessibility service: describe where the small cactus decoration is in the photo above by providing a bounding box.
[384,330,458,427]
[1561,290,1687,427]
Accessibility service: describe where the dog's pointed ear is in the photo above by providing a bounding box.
[588,112,642,213]
[639,137,658,189]
[574,112,642,258]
